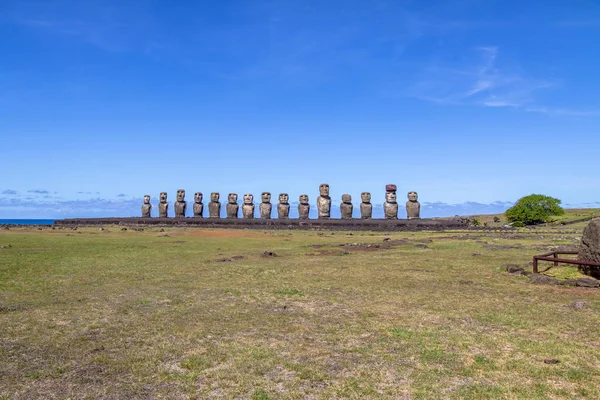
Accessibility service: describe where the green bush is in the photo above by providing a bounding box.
[505,194,564,225]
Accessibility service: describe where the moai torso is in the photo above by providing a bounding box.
[383,184,398,220]
[360,192,372,219]
[340,194,353,219]
[226,193,239,219]
[209,192,221,218]
[174,189,187,218]
[317,183,331,219]
[406,191,421,219]
[242,194,255,219]
[260,192,272,219]
[158,192,169,218]
[141,195,152,218]
[193,192,204,218]
[277,193,290,219]
[298,194,310,219]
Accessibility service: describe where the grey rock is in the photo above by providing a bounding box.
[277,193,290,219]
[360,192,372,219]
[226,193,239,219]
[340,194,353,219]
[141,194,152,217]
[242,193,255,219]
[570,301,588,309]
[578,219,600,278]
[208,192,221,218]
[576,277,599,288]
[298,194,310,219]
[174,189,187,218]
[260,192,272,219]
[505,264,524,274]
[406,191,421,219]
[193,192,204,218]
[158,192,169,218]
[317,183,331,219]
[530,274,559,285]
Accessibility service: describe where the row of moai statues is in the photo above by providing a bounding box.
[141,184,421,219]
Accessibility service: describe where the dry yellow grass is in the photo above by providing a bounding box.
[0,225,599,399]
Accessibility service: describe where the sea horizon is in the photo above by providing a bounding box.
[0,219,55,225]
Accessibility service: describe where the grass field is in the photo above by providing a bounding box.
[1,217,600,399]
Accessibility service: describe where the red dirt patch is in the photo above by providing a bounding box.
[184,229,274,239]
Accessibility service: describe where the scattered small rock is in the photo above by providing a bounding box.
[159,228,165,232]
[530,274,559,285]
[458,280,473,285]
[543,358,560,364]
[0,244,12,249]
[569,301,588,310]
[99,228,104,231]
[472,253,481,257]
[219,258,233,262]
[413,244,429,249]
[3,226,9,230]
[230,255,244,260]
[121,227,127,231]
[383,237,391,242]
[505,264,525,274]
[262,251,278,257]
[575,277,599,288]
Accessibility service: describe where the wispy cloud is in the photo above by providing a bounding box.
[410,46,597,117]
[27,189,49,194]
[117,193,127,197]
[2,190,17,195]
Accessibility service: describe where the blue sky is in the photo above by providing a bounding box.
[1,0,599,218]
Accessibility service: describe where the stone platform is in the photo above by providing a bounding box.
[53,217,471,231]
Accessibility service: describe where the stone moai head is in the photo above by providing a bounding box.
[408,191,418,202]
[228,193,238,204]
[194,192,203,203]
[299,194,309,204]
[385,191,397,203]
[319,183,330,197]
[279,193,289,204]
[176,189,185,202]
[143,195,151,204]
[361,192,371,203]
[160,192,168,203]
[210,192,219,202]
[342,194,352,204]
[243,193,253,205]
[261,192,271,203]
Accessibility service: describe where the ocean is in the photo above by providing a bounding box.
[0,219,55,225]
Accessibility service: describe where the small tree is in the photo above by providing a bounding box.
[505,194,564,225]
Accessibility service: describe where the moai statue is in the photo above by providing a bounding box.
[174,189,187,218]
[298,194,310,219]
[260,192,272,219]
[242,193,255,219]
[340,194,353,219]
[317,183,331,219]
[193,192,204,218]
[383,184,398,220]
[226,193,239,219]
[360,192,372,219]
[158,192,169,218]
[141,195,152,217]
[406,191,421,219]
[208,192,221,218]
[277,193,290,219]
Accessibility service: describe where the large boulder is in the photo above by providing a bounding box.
[578,219,600,278]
